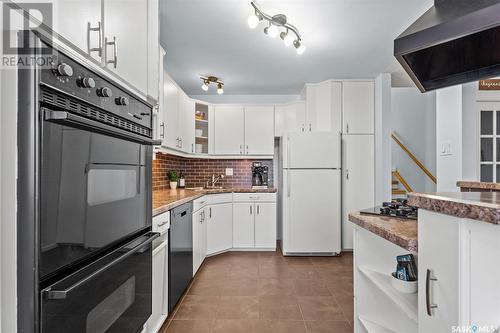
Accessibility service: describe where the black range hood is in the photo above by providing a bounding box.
[394,0,500,92]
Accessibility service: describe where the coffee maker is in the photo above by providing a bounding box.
[252,162,269,189]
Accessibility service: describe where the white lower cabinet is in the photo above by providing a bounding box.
[149,236,168,333]
[206,203,233,255]
[233,203,255,248]
[254,202,277,248]
[233,197,276,249]
[192,206,207,275]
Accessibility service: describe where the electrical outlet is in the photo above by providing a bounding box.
[225,168,233,176]
[440,141,452,156]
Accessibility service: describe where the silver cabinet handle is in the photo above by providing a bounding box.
[199,211,203,223]
[301,124,305,132]
[426,269,438,316]
[87,21,102,56]
[209,207,212,218]
[257,205,260,214]
[160,122,165,138]
[246,145,249,154]
[157,220,169,227]
[105,36,117,68]
[250,205,252,215]
[309,123,312,132]
[44,232,159,300]
[240,144,243,154]
[287,136,291,197]
[192,143,194,153]
[249,196,260,200]
[346,169,349,180]
[346,123,349,134]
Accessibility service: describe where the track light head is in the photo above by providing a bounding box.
[264,24,279,38]
[217,83,224,95]
[248,12,260,29]
[293,40,306,55]
[201,80,209,91]
[280,31,294,47]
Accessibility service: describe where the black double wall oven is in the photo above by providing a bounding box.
[18,31,159,333]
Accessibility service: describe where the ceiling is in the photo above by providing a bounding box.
[160,0,432,95]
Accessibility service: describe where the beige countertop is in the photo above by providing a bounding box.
[348,211,418,252]
[456,181,500,191]
[408,192,500,224]
[153,187,277,216]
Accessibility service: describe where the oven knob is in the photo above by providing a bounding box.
[79,77,95,89]
[57,63,73,77]
[97,87,112,97]
[116,96,129,106]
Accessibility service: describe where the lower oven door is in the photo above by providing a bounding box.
[40,232,158,333]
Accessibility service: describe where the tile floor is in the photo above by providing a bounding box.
[160,249,354,333]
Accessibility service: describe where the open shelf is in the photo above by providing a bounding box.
[358,316,397,333]
[195,119,208,124]
[194,102,209,154]
[195,136,208,140]
[357,265,418,323]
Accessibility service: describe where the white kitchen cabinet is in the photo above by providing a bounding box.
[274,101,306,136]
[342,81,374,134]
[149,237,168,333]
[304,81,342,133]
[103,0,148,94]
[342,134,374,250]
[178,91,195,153]
[162,72,179,149]
[244,106,274,155]
[54,0,102,63]
[233,202,256,248]
[192,207,207,275]
[206,203,233,255]
[254,202,277,248]
[213,105,245,155]
[153,47,166,143]
[146,0,160,101]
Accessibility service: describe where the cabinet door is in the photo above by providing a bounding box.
[305,81,341,132]
[153,47,166,142]
[162,73,179,149]
[342,81,374,134]
[214,105,244,155]
[192,210,202,275]
[342,135,374,250]
[233,203,255,248]
[201,207,208,262]
[207,203,233,254]
[103,0,148,94]
[274,102,305,136]
[254,203,276,248]
[146,0,159,101]
[244,106,274,155]
[178,91,195,153]
[418,210,459,332]
[55,0,102,62]
[151,241,167,331]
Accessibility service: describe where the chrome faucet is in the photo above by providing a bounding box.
[206,174,225,188]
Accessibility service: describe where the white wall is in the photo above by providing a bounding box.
[436,86,463,192]
[189,94,301,105]
[391,88,436,193]
[375,73,392,203]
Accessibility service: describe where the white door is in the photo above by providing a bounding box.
[178,91,195,153]
[233,203,255,248]
[162,73,179,149]
[151,240,167,332]
[342,135,374,249]
[305,81,342,132]
[103,0,148,94]
[192,209,202,275]
[244,106,274,155]
[283,132,341,169]
[54,0,102,62]
[342,81,374,134]
[207,203,233,254]
[214,105,244,155]
[284,169,341,254]
[254,202,276,248]
[418,210,459,332]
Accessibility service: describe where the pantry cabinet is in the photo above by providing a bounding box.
[274,101,306,136]
[244,106,274,155]
[342,81,375,134]
[206,202,233,255]
[304,81,342,133]
[213,105,245,155]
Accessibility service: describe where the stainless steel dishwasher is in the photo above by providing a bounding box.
[169,202,193,312]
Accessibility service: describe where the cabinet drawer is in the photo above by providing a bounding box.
[152,211,170,234]
[193,195,209,212]
[207,193,233,205]
[233,193,276,202]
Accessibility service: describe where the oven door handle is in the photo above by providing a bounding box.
[43,232,160,300]
[42,108,161,145]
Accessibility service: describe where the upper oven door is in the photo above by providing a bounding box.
[40,108,152,281]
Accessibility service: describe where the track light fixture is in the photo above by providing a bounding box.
[247,1,305,55]
[200,76,224,94]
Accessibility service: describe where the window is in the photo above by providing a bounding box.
[479,103,500,182]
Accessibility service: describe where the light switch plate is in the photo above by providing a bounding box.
[440,141,452,156]
[225,168,233,176]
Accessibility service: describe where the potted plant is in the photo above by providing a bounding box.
[167,170,179,190]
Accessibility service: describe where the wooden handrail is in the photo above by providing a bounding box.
[392,170,413,192]
[391,132,437,184]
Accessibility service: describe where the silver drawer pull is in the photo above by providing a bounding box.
[156,221,169,227]
[426,269,438,316]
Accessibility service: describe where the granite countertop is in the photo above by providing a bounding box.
[408,192,500,224]
[348,211,418,252]
[153,187,277,216]
[456,181,500,191]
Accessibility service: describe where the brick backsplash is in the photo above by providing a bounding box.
[152,153,273,190]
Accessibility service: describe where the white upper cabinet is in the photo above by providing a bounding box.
[147,0,160,101]
[214,105,245,155]
[103,0,148,95]
[162,72,179,149]
[342,81,375,134]
[178,90,195,153]
[305,81,342,133]
[244,106,274,155]
[274,101,305,136]
[54,0,102,62]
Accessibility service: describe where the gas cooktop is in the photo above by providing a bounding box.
[360,199,418,220]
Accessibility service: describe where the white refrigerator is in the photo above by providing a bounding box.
[279,132,342,255]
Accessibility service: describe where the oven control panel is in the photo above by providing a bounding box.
[40,51,152,131]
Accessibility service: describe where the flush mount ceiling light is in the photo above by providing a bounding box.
[200,76,224,94]
[247,1,305,55]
